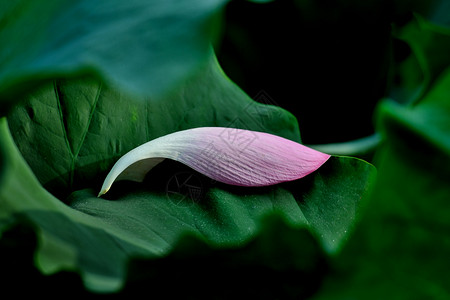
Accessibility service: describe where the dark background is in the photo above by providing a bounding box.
[215,0,435,144]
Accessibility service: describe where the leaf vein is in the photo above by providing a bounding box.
[54,80,74,158]
[69,81,102,189]
[73,82,102,159]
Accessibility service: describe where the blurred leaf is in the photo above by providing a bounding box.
[0,222,90,297]
[0,0,227,114]
[313,67,450,299]
[392,14,450,104]
[428,0,450,26]
[382,67,450,153]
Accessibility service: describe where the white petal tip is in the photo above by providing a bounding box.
[97,188,109,197]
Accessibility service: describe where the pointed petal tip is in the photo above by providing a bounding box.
[97,187,109,197]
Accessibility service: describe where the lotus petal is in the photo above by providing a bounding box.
[98,127,330,196]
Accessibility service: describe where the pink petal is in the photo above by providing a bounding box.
[99,127,330,196]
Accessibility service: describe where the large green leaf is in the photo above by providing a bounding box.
[1,54,376,294]
[0,0,227,114]
[313,67,450,299]
[0,110,376,293]
[288,156,376,253]
[7,54,300,200]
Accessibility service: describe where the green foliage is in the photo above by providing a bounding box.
[313,64,450,300]
[0,0,449,298]
[1,76,375,292]
[392,14,450,103]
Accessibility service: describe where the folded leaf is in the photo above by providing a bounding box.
[99,127,330,196]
